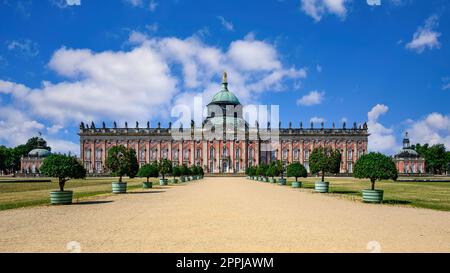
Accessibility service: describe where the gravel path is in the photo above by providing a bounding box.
[0,177,449,253]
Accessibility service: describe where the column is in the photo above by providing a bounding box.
[157,141,161,161]
[230,141,233,173]
[190,141,194,166]
[203,140,207,170]
[216,142,220,173]
[243,141,247,172]
[300,140,303,164]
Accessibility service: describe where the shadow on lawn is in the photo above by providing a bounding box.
[382,200,412,205]
[331,190,359,195]
[74,200,114,205]
[128,190,165,195]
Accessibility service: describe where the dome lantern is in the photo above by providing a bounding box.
[209,72,240,106]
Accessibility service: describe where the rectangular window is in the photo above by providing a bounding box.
[96,162,101,174]
[348,150,353,161]
[347,163,353,173]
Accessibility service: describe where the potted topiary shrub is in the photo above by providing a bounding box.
[246,166,252,179]
[287,162,307,188]
[198,166,204,179]
[191,166,198,180]
[172,165,180,184]
[137,162,158,188]
[266,163,277,183]
[309,147,341,193]
[187,166,193,181]
[180,164,188,182]
[106,145,139,194]
[249,166,257,180]
[354,152,398,203]
[276,160,287,185]
[256,164,267,182]
[158,159,172,185]
[40,154,86,205]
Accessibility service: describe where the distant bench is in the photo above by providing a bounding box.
[396,179,450,183]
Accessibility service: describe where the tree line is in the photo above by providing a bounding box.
[412,143,450,175]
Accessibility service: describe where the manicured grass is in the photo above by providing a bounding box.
[0,177,161,211]
[284,177,450,211]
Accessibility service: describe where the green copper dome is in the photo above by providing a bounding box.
[210,72,240,105]
[28,148,51,158]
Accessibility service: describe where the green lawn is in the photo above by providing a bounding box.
[284,177,450,211]
[0,177,164,211]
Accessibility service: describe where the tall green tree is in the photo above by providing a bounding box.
[137,163,159,182]
[354,153,398,190]
[256,163,268,177]
[309,147,341,182]
[40,154,86,191]
[172,165,181,179]
[286,162,308,182]
[413,143,448,174]
[275,160,285,179]
[158,159,173,180]
[180,164,189,177]
[127,148,139,178]
[266,163,277,179]
[0,146,12,174]
[106,145,138,183]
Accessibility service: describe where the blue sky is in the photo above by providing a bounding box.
[0,0,449,155]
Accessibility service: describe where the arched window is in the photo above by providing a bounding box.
[305,149,309,161]
[163,148,167,159]
[271,150,276,161]
[96,148,102,160]
[151,147,156,161]
[174,149,178,160]
[223,147,227,157]
[196,148,201,159]
[139,147,145,161]
[85,148,91,161]
[236,147,240,159]
[283,148,288,160]
[184,148,189,160]
[210,147,214,159]
[348,149,353,161]
[294,148,299,160]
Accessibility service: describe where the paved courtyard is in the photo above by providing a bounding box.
[0,177,449,253]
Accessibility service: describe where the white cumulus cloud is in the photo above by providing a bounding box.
[217,16,234,31]
[300,0,349,22]
[406,15,441,54]
[0,33,307,131]
[297,90,324,106]
[407,113,450,149]
[367,104,398,154]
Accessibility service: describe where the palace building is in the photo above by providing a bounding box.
[20,136,51,175]
[394,133,426,175]
[79,73,369,175]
